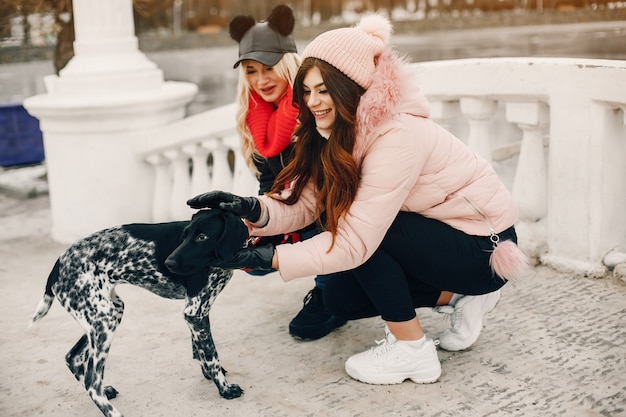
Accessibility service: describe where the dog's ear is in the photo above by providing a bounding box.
[215,210,249,262]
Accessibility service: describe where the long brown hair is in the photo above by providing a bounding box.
[270,58,364,249]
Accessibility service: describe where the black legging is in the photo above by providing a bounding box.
[323,212,516,322]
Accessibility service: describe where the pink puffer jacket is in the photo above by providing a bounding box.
[249,49,519,281]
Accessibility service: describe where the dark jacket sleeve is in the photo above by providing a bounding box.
[253,143,294,195]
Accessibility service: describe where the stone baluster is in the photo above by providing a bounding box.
[224,133,258,196]
[203,138,233,192]
[185,143,211,199]
[506,101,549,221]
[429,100,461,133]
[145,154,171,222]
[165,149,192,220]
[460,98,497,162]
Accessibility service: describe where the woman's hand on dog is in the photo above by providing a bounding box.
[216,244,276,271]
[187,191,262,223]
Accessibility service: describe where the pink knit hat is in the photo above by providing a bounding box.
[301,14,392,89]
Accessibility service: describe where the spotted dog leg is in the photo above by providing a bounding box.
[98,287,126,399]
[183,295,243,399]
[65,334,88,382]
[64,331,122,417]
[109,287,125,327]
[58,279,125,417]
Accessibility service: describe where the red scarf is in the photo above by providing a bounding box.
[246,85,298,158]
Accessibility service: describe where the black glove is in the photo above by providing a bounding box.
[216,244,275,271]
[187,190,261,223]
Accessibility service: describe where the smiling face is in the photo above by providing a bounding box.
[302,66,336,139]
[302,66,337,139]
[243,59,290,105]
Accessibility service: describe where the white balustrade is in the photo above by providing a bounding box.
[134,103,257,222]
[413,57,626,278]
[132,57,626,277]
[30,55,624,279]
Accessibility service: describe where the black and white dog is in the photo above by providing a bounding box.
[30,209,249,417]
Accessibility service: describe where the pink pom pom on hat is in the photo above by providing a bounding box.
[301,14,392,89]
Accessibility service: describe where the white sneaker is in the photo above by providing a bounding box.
[344,331,441,385]
[436,290,501,351]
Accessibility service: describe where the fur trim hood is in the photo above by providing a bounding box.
[354,48,431,161]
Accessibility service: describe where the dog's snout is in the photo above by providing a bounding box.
[164,258,177,271]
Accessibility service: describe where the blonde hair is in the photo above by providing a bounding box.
[235,52,302,175]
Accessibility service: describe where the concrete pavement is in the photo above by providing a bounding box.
[0,185,625,417]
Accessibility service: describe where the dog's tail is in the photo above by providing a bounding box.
[29,259,60,327]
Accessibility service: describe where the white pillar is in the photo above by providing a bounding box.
[23,0,197,243]
[460,97,497,162]
[429,100,461,133]
[52,0,163,95]
[542,94,608,277]
[507,101,549,221]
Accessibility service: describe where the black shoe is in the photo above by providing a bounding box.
[289,287,347,340]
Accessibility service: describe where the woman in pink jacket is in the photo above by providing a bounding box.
[188,14,528,385]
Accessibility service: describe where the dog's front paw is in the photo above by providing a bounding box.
[220,383,243,400]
